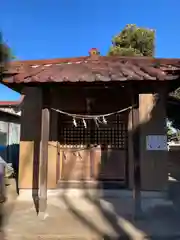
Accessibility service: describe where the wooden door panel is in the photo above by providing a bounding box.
[61,148,90,181]
[91,147,126,180]
[98,149,126,180]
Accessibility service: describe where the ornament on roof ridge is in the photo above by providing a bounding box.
[89,48,100,56]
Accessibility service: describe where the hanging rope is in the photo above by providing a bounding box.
[51,105,134,120]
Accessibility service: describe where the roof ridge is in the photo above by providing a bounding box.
[10,56,180,67]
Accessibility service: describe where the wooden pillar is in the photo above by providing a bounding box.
[131,89,142,218]
[139,90,168,190]
[19,87,42,191]
[39,107,50,213]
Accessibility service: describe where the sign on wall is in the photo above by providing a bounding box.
[146,135,168,151]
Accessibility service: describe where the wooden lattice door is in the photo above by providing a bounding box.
[91,113,128,182]
[58,116,91,181]
[58,112,128,183]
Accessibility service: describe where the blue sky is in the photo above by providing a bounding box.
[0,0,180,100]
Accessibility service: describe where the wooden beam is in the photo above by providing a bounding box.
[131,90,142,219]
[39,107,50,213]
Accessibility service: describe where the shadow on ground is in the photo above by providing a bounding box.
[59,181,180,239]
[58,159,145,239]
[61,186,140,239]
[54,151,180,239]
[3,169,180,239]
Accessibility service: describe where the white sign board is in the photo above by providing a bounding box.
[146,135,167,151]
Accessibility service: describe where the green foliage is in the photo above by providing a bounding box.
[167,120,175,140]
[108,46,143,56]
[170,87,180,100]
[0,43,10,65]
[108,24,155,57]
[167,125,174,139]
[0,32,14,74]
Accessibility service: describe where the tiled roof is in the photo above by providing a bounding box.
[2,53,180,84]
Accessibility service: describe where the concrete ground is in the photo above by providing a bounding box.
[2,179,180,240]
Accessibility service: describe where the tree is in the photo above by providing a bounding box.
[0,32,12,74]
[167,119,175,140]
[170,87,180,100]
[108,24,155,57]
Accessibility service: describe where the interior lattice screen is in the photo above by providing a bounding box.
[59,114,127,149]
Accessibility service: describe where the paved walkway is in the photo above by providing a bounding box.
[2,180,180,239]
